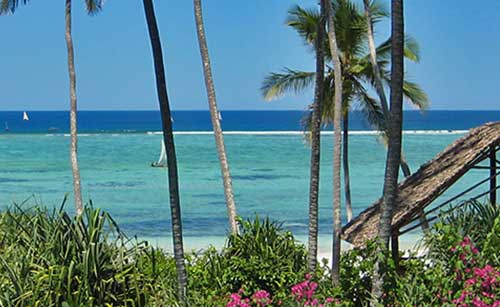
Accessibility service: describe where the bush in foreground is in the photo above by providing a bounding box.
[0,199,499,306]
[0,204,150,306]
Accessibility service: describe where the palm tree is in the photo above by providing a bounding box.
[1,0,104,216]
[142,0,187,303]
[261,0,428,222]
[370,0,404,303]
[362,0,429,229]
[306,0,325,272]
[324,0,343,286]
[193,0,238,235]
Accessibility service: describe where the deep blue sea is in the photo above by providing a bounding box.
[1,110,499,133]
[1,110,499,253]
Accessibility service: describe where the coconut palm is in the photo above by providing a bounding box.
[0,0,105,216]
[306,0,325,272]
[324,0,343,286]
[142,0,187,303]
[362,0,429,229]
[261,0,428,222]
[371,0,405,303]
[194,0,238,235]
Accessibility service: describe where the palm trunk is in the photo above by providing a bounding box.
[65,0,83,216]
[363,0,389,117]
[364,0,410,179]
[371,0,404,303]
[342,112,352,222]
[325,0,343,286]
[194,0,238,235]
[142,0,188,303]
[307,0,325,272]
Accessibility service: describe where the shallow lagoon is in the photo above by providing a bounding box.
[0,132,491,252]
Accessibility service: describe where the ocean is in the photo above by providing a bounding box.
[0,110,499,253]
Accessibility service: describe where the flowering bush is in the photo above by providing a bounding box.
[224,274,339,307]
[290,274,338,307]
[444,237,500,307]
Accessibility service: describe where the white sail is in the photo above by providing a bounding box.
[23,111,29,121]
[218,111,222,121]
[157,139,167,165]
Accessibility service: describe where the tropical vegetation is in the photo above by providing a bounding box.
[1,0,497,306]
[261,0,429,222]
[0,199,498,306]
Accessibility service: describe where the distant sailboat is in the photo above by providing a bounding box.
[22,111,29,121]
[4,121,9,132]
[151,139,167,168]
[218,111,222,121]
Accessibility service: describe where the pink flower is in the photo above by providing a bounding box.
[251,290,271,307]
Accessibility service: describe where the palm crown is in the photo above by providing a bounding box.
[261,0,429,131]
[0,0,103,15]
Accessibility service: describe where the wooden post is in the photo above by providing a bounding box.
[391,232,400,274]
[418,211,430,232]
[490,145,497,207]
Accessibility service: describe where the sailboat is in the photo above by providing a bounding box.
[22,111,29,121]
[4,122,9,132]
[151,139,167,168]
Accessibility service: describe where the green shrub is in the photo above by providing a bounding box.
[185,216,309,305]
[422,199,499,266]
[0,203,151,307]
[224,217,308,294]
[391,200,500,307]
[483,214,500,267]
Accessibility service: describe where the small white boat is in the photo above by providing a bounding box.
[218,111,222,121]
[22,111,29,121]
[151,139,167,168]
[4,121,9,131]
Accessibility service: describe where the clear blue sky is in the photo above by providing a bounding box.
[0,0,499,111]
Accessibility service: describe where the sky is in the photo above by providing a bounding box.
[0,0,499,111]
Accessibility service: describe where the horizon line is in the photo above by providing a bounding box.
[1,109,500,112]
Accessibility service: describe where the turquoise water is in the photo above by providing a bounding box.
[0,132,492,252]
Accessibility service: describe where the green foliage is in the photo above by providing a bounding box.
[483,214,500,266]
[1,201,499,307]
[391,260,453,307]
[189,217,309,305]
[422,199,500,266]
[224,217,308,293]
[262,0,429,134]
[390,200,500,306]
[0,203,151,307]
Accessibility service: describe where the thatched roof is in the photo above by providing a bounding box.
[342,122,500,246]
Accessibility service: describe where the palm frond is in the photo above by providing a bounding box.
[0,0,29,15]
[261,69,315,101]
[85,0,104,15]
[368,0,389,24]
[354,84,386,133]
[379,73,429,110]
[331,0,367,59]
[320,71,336,123]
[286,5,320,45]
[375,34,420,63]
[402,79,430,110]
